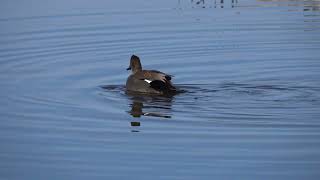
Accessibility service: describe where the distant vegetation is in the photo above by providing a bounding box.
[176,0,319,11]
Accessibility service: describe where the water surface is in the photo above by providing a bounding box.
[1,0,320,179]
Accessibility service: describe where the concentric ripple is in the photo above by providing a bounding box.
[1,0,320,179]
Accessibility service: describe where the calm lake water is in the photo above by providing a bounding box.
[1,0,320,179]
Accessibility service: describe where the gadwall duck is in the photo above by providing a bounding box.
[126,55,177,95]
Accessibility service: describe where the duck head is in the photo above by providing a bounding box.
[127,55,142,73]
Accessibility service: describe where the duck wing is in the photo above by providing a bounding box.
[143,70,173,82]
[135,70,176,92]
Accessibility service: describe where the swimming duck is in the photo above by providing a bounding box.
[126,55,177,95]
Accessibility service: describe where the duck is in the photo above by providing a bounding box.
[126,55,177,95]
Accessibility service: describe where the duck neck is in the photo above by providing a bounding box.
[132,61,142,74]
[132,67,142,74]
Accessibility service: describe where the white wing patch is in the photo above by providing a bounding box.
[143,79,152,83]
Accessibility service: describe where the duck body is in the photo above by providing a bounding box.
[126,55,177,95]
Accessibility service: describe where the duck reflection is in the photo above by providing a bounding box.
[127,94,174,132]
[128,95,173,119]
[100,85,177,132]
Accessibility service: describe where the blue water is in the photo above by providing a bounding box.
[1,0,320,179]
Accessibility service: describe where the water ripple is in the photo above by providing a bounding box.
[1,1,320,179]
